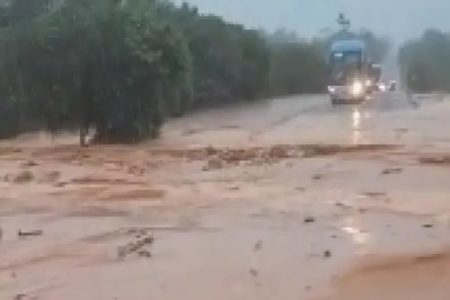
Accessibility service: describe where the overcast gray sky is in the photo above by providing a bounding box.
[173,0,450,43]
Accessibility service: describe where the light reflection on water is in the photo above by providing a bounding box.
[352,108,361,130]
[341,217,371,246]
[352,107,362,144]
[350,107,371,144]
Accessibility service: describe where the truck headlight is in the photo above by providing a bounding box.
[328,86,336,93]
[351,81,363,96]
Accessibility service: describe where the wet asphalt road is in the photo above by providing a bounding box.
[162,91,447,147]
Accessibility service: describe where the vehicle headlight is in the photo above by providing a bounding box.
[365,80,372,87]
[328,86,336,93]
[351,81,363,96]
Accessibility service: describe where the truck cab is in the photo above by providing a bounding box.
[328,40,371,105]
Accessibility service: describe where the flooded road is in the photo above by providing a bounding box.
[161,92,447,146]
[1,92,450,300]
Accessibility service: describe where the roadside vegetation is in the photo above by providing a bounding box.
[399,29,450,93]
[0,1,388,143]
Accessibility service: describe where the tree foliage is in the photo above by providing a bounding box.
[0,1,391,143]
[399,29,450,92]
[1,0,192,142]
[158,2,270,108]
[267,36,327,95]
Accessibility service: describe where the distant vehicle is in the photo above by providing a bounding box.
[327,40,376,105]
[388,80,397,91]
[367,64,382,93]
[377,82,387,92]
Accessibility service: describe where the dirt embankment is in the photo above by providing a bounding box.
[333,250,450,300]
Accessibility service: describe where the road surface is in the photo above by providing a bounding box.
[1,92,450,300]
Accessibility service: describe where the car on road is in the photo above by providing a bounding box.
[388,80,397,91]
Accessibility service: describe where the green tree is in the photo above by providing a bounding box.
[399,29,450,92]
[158,2,270,108]
[268,41,327,95]
[0,0,193,144]
[0,0,338,143]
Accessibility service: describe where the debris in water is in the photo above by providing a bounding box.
[14,171,34,183]
[249,268,259,277]
[335,201,351,209]
[324,250,332,258]
[423,224,434,228]
[254,240,263,252]
[14,293,36,300]
[53,182,67,188]
[43,170,61,183]
[18,230,43,238]
[22,160,38,167]
[304,217,316,224]
[228,185,240,191]
[362,192,387,198]
[138,249,152,258]
[362,192,391,203]
[118,234,154,259]
[419,155,450,165]
[205,146,218,156]
[381,168,403,175]
[203,158,223,171]
[312,174,323,181]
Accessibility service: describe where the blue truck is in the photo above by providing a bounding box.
[327,39,379,104]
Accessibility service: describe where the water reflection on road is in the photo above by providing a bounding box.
[341,216,371,246]
[351,107,362,144]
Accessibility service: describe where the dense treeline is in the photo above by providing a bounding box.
[0,0,389,143]
[399,29,450,92]
[157,2,271,109]
[0,0,193,142]
[267,36,327,95]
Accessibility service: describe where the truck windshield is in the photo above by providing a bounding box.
[330,52,362,85]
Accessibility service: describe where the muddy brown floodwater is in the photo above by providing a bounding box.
[1,92,450,300]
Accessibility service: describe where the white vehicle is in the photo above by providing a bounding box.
[328,80,367,105]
